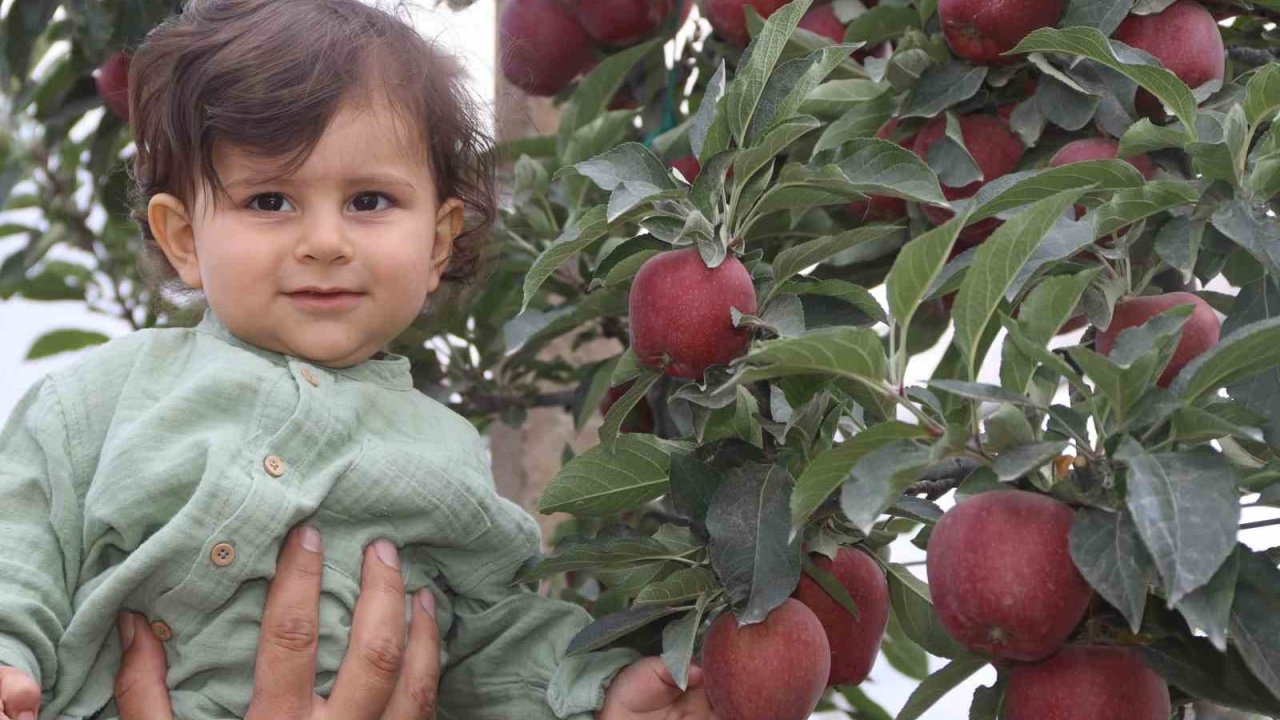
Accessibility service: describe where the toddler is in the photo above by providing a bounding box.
[0,1,712,718]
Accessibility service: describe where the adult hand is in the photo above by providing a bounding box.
[113,526,441,720]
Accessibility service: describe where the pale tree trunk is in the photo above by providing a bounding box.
[490,2,621,547]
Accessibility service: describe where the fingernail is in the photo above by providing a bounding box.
[417,588,436,618]
[298,526,322,553]
[118,612,135,651]
[373,539,399,569]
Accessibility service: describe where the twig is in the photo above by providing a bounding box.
[1240,517,1280,531]
[903,457,983,499]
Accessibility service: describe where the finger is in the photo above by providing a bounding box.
[0,666,40,720]
[686,663,705,689]
[382,589,440,720]
[245,525,325,720]
[325,540,407,720]
[113,613,175,720]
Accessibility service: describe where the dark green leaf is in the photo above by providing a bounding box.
[1229,549,1280,702]
[896,655,990,720]
[901,62,987,118]
[26,329,109,360]
[1069,507,1155,632]
[1177,549,1238,652]
[884,562,969,659]
[707,463,801,623]
[791,422,928,526]
[840,440,931,533]
[567,604,683,655]
[539,434,690,515]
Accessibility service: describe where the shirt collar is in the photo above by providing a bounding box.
[194,307,414,391]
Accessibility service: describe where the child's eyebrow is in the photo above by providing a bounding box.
[225,173,419,191]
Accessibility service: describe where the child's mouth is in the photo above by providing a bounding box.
[287,290,365,311]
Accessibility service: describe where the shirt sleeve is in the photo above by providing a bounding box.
[431,433,641,719]
[0,377,83,690]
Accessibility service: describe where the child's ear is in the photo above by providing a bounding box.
[427,197,464,291]
[148,193,203,289]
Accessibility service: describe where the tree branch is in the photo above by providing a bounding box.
[903,457,983,500]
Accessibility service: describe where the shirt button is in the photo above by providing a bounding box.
[264,455,286,477]
[211,542,236,566]
[301,367,319,387]
[151,620,173,642]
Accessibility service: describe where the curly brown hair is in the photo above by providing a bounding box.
[127,0,495,305]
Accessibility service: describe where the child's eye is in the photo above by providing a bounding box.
[349,192,394,212]
[247,193,294,213]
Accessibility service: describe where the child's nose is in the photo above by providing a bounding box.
[294,221,353,264]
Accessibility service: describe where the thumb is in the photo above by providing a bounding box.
[607,657,685,713]
[113,613,175,720]
[0,665,42,719]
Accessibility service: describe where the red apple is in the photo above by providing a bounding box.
[703,0,792,47]
[599,381,656,433]
[847,119,917,223]
[939,0,1066,65]
[629,247,757,379]
[576,0,688,46]
[796,2,892,61]
[1049,138,1156,220]
[1096,292,1221,387]
[702,598,831,720]
[913,113,1025,248]
[1113,0,1225,118]
[500,0,598,96]
[668,155,702,183]
[1004,645,1171,720]
[792,548,890,687]
[927,489,1092,663]
[95,51,131,122]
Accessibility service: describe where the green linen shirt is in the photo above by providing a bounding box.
[0,308,640,720]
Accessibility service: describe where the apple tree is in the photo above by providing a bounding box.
[491,0,1280,718]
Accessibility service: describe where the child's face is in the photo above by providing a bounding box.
[149,94,463,368]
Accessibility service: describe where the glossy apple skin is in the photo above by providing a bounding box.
[939,0,1066,65]
[702,598,831,720]
[1049,138,1156,220]
[1004,645,1172,720]
[95,51,131,122]
[576,0,692,46]
[499,0,597,96]
[913,114,1025,248]
[1096,292,1221,388]
[668,154,702,183]
[927,489,1093,663]
[792,548,890,686]
[629,247,757,379]
[1113,0,1225,118]
[704,0,792,47]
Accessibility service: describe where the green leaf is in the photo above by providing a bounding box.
[1000,271,1096,393]
[1245,63,1280,126]
[811,87,893,154]
[1142,635,1280,716]
[1069,507,1155,633]
[732,115,822,194]
[557,39,662,156]
[1115,440,1241,605]
[1228,549,1280,701]
[1011,27,1198,134]
[668,453,727,528]
[1176,549,1238,652]
[840,440,931,533]
[25,329,109,360]
[791,422,928,527]
[1223,279,1280,452]
[538,434,689,515]
[953,189,1083,376]
[968,681,1005,720]
[636,567,717,606]
[573,142,676,194]
[1187,107,1248,185]
[521,206,610,311]
[992,441,1068,482]
[771,225,902,297]
[928,380,1045,408]
[707,463,801,624]
[734,326,886,386]
[1173,313,1280,401]
[896,655,990,720]
[886,214,966,337]
[749,44,858,141]
[900,61,987,119]
[691,61,726,159]
[885,563,970,659]
[660,600,706,691]
[786,278,889,326]
[724,0,813,146]
[802,553,861,620]
[882,611,930,680]
[1060,0,1133,36]
[566,605,683,655]
[1091,181,1200,238]
[1118,118,1190,157]
[835,138,947,206]
[845,4,919,44]
[598,369,660,451]
[1211,198,1280,285]
[1249,152,1280,201]
[967,161,1143,222]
